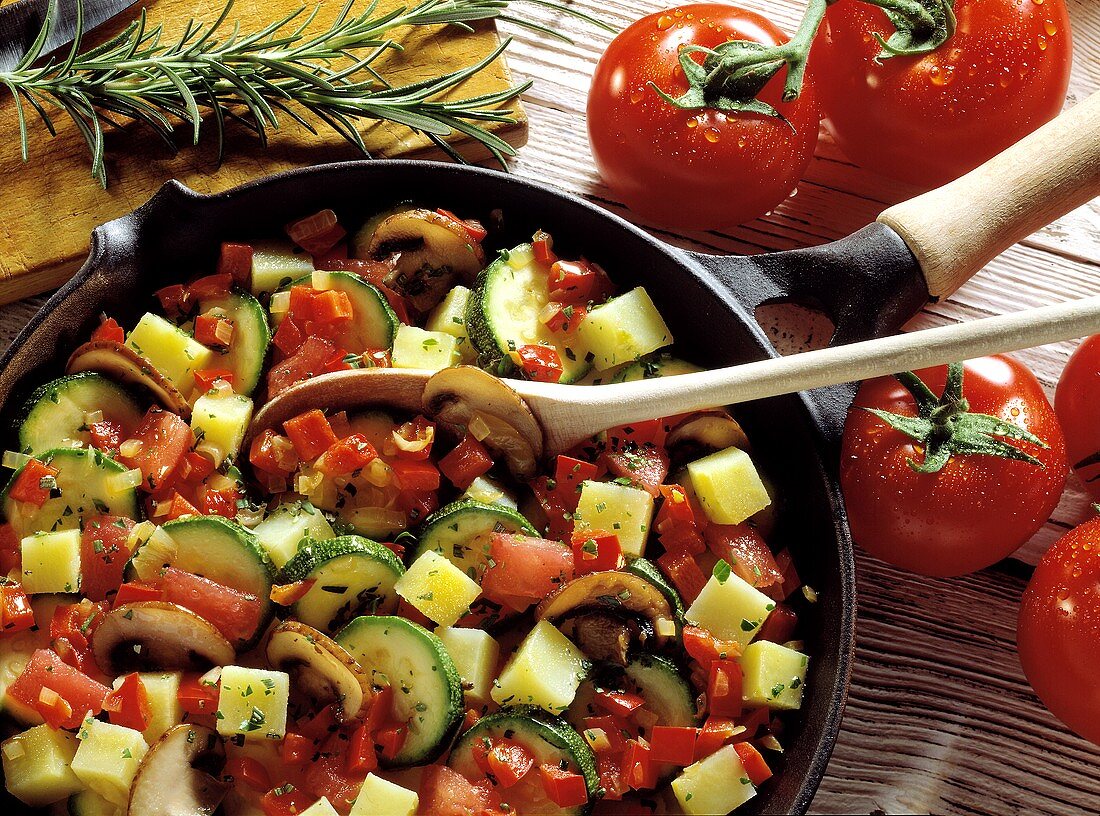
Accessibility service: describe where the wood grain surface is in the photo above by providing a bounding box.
[3,0,1100,813]
[0,0,526,303]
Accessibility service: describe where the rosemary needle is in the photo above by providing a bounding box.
[0,0,611,186]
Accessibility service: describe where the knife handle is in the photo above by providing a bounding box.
[877,91,1100,301]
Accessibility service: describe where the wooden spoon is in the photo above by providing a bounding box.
[252,293,1100,457]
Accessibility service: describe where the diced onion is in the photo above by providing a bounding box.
[582,728,611,753]
[199,666,222,687]
[311,269,334,291]
[237,507,264,528]
[537,302,560,326]
[468,414,492,442]
[206,472,236,492]
[296,469,324,497]
[392,426,434,454]
[126,520,158,551]
[207,379,233,399]
[655,617,677,638]
[2,740,25,761]
[109,468,143,495]
[61,438,85,449]
[801,585,818,603]
[196,442,224,466]
[363,459,392,488]
[269,291,291,316]
[345,506,405,535]
[119,439,144,459]
[2,451,30,470]
[757,734,784,753]
[83,410,104,425]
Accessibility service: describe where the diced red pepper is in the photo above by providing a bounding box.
[113,582,163,607]
[91,316,125,344]
[363,348,391,369]
[218,242,253,288]
[531,476,573,541]
[539,763,589,807]
[158,491,199,521]
[570,529,622,574]
[694,717,742,761]
[200,487,240,519]
[286,210,346,255]
[183,451,217,483]
[708,659,744,718]
[103,672,152,732]
[323,347,355,374]
[0,582,35,633]
[737,707,773,742]
[316,257,389,285]
[194,313,235,350]
[596,752,627,801]
[770,548,802,601]
[650,726,698,766]
[621,738,659,790]
[189,273,234,301]
[193,368,235,393]
[250,429,299,477]
[389,458,441,492]
[542,301,587,334]
[437,208,488,242]
[0,524,20,575]
[312,289,354,324]
[9,458,59,507]
[733,742,773,786]
[437,435,493,490]
[272,313,307,357]
[553,455,599,509]
[365,684,394,736]
[376,721,408,762]
[593,689,645,718]
[177,673,220,718]
[35,687,74,730]
[260,784,315,816]
[756,601,798,644]
[487,738,535,788]
[657,550,709,605]
[317,433,378,477]
[657,484,696,525]
[683,624,741,668]
[548,259,597,304]
[532,229,557,266]
[87,419,123,452]
[512,344,564,383]
[282,732,314,765]
[396,489,438,526]
[298,702,340,741]
[225,756,272,792]
[346,723,379,774]
[284,409,339,461]
[155,284,192,318]
[269,579,316,607]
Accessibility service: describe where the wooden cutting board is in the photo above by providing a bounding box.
[0,0,527,305]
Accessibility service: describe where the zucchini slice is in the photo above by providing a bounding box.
[449,707,599,815]
[414,499,537,582]
[466,244,591,383]
[335,615,464,767]
[16,373,144,456]
[281,536,404,635]
[280,271,399,352]
[625,557,686,621]
[610,353,701,383]
[198,292,271,396]
[1,448,139,540]
[126,516,276,648]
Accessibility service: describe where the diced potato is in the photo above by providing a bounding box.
[21,529,81,594]
[672,744,757,815]
[425,286,476,363]
[190,392,254,468]
[251,239,315,296]
[740,641,809,710]
[577,287,673,371]
[437,627,500,709]
[131,672,182,743]
[573,480,654,558]
[253,501,334,569]
[126,313,214,396]
[390,326,460,372]
[395,550,481,628]
[462,475,518,510]
[491,620,589,715]
[685,571,774,648]
[350,773,420,816]
[216,666,290,742]
[71,717,148,806]
[300,797,340,816]
[2,724,82,806]
[685,446,770,525]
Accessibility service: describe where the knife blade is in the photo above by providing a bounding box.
[0,0,141,73]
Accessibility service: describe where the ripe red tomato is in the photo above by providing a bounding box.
[1054,335,1100,500]
[812,0,1072,188]
[587,4,820,230]
[1018,516,1100,745]
[840,356,1068,577]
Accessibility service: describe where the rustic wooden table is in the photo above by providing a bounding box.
[2,0,1099,813]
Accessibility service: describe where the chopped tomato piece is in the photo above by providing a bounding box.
[312,241,348,267]
[570,529,623,574]
[0,582,35,634]
[87,419,123,452]
[708,659,744,718]
[250,429,299,477]
[162,567,263,645]
[113,581,162,607]
[9,458,59,507]
[694,717,741,761]
[553,455,599,510]
[376,721,408,762]
[683,624,741,667]
[733,742,773,786]
[541,301,587,334]
[91,316,125,344]
[757,602,798,644]
[657,550,708,604]
[512,344,564,383]
[606,420,665,449]
[268,336,337,397]
[438,435,493,489]
[317,433,378,477]
[311,289,354,324]
[286,209,346,255]
[605,445,669,497]
[177,673,219,718]
[188,273,234,300]
[621,738,658,790]
[487,738,535,788]
[365,684,394,735]
[269,579,316,606]
[316,257,388,284]
[303,732,368,806]
[596,752,627,800]
[103,672,152,732]
[80,516,136,602]
[594,689,645,718]
[260,784,315,816]
[284,409,339,461]
[347,723,379,774]
[531,476,573,541]
[8,649,109,729]
[548,259,597,304]
[218,242,253,288]
[539,764,589,807]
[482,533,575,607]
[225,756,272,792]
[418,765,498,816]
[155,284,192,318]
[650,726,698,765]
[771,547,802,601]
[705,524,783,591]
[272,313,307,356]
[195,313,235,350]
[200,487,240,519]
[737,707,773,742]
[297,703,340,740]
[157,492,199,521]
[390,458,441,492]
[532,229,557,266]
[182,451,217,482]
[119,407,192,492]
[0,524,20,575]
[282,732,314,765]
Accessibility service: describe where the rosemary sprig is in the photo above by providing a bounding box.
[0,0,610,186]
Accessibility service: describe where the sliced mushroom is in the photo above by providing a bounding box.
[128,724,228,816]
[424,366,544,479]
[565,611,652,667]
[536,571,675,649]
[67,340,191,418]
[92,602,235,675]
[665,410,750,466]
[266,621,373,722]
[366,209,486,313]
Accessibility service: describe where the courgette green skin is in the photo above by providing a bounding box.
[14,372,145,456]
[412,499,537,579]
[281,534,404,584]
[198,292,271,396]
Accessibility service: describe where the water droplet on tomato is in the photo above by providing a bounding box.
[949,48,963,62]
[1010,407,1021,417]
[1033,0,1044,5]
[1044,20,1057,35]
[686,118,698,129]
[630,89,644,104]
[656,14,673,29]
[674,7,684,16]
[704,127,721,143]
[928,65,952,86]
[1037,34,1048,50]
[685,13,693,20]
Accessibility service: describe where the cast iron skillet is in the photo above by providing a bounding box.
[1,97,1096,811]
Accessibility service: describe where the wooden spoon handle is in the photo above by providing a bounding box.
[532,294,1100,431]
[878,92,1100,301]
